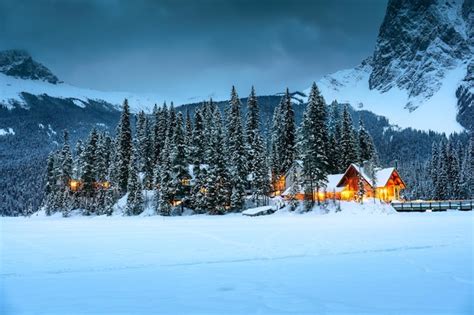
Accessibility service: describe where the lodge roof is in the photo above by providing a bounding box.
[336,164,406,189]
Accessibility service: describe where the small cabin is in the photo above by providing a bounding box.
[281,162,406,202]
[68,179,111,192]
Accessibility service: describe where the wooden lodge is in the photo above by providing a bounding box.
[281,162,406,202]
[68,179,111,192]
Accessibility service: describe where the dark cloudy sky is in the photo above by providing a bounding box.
[0,0,388,104]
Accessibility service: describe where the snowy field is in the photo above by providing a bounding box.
[1,210,473,314]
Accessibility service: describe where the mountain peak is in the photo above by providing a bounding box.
[369,0,472,100]
[0,49,60,84]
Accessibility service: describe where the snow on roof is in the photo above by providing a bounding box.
[374,167,396,187]
[344,164,396,188]
[325,174,345,192]
[281,173,344,196]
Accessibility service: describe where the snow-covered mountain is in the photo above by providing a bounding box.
[0,50,159,113]
[310,0,473,133]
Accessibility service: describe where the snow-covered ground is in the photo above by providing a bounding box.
[1,210,472,314]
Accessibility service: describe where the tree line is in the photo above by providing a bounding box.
[42,83,471,217]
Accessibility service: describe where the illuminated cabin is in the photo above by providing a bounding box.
[68,179,111,192]
[281,162,406,202]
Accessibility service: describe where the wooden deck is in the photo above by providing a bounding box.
[392,200,474,212]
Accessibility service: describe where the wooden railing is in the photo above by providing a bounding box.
[391,200,474,212]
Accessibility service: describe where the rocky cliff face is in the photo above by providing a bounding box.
[370,0,471,100]
[315,0,473,132]
[0,50,60,84]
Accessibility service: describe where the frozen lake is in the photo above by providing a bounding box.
[1,211,473,314]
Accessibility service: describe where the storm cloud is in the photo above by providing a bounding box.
[0,0,388,103]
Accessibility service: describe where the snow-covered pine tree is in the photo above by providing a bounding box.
[82,128,99,197]
[125,149,144,216]
[185,110,193,164]
[326,101,342,173]
[340,105,358,172]
[192,108,206,165]
[245,86,270,205]
[136,110,147,171]
[60,130,73,188]
[207,103,231,214]
[446,138,460,199]
[157,136,174,216]
[171,112,190,213]
[153,103,168,165]
[142,116,154,189]
[104,187,116,216]
[116,99,133,194]
[429,141,440,199]
[167,102,176,141]
[226,86,247,211]
[280,88,296,175]
[435,140,449,200]
[190,165,208,213]
[269,89,296,194]
[287,170,301,211]
[43,152,57,215]
[95,133,109,183]
[460,136,473,198]
[269,102,283,187]
[73,140,84,178]
[358,118,377,164]
[327,100,341,136]
[81,128,99,214]
[300,83,329,206]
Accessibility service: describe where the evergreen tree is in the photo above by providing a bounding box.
[207,103,231,214]
[429,142,440,199]
[136,110,148,171]
[82,128,99,198]
[190,165,208,213]
[168,102,176,140]
[116,99,133,194]
[104,187,116,216]
[153,103,168,165]
[300,83,329,206]
[340,105,358,171]
[171,112,190,212]
[358,118,377,164]
[60,130,73,188]
[125,149,144,216]
[245,86,270,204]
[446,138,460,198]
[43,152,57,215]
[185,110,194,164]
[435,140,449,199]
[74,140,85,178]
[226,86,247,210]
[269,102,283,186]
[459,136,473,198]
[280,88,296,175]
[95,133,109,183]
[192,108,206,165]
[269,89,296,192]
[157,136,174,216]
[142,116,154,189]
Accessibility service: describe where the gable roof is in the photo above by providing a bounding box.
[337,164,406,189]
